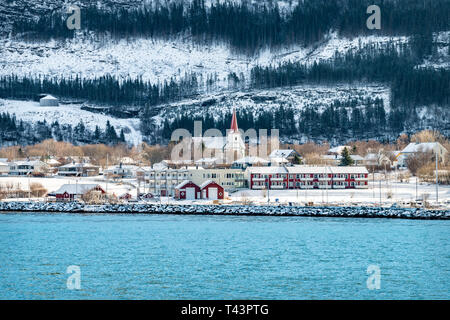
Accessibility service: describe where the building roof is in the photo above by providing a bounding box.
[40,94,58,100]
[10,160,45,166]
[286,165,368,174]
[269,149,297,159]
[247,166,288,174]
[329,166,369,174]
[270,157,289,163]
[233,156,269,164]
[59,162,98,168]
[0,161,9,167]
[286,166,331,174]
[175,180,196,189]
[322,155,364,161]
[401,142,445,153]
[195,157,218,164]
[200,180,219,189]
[46,158,61,165]
[328,146,351,154]
[230,108,239,132]
[53,184,101,195]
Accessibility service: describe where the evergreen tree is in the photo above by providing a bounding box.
[339,147,354,166]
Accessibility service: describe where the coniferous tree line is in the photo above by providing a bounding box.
[160,97,392,143]
[11,0,450,53]
[0,112,126,146]
[0,73,199,107]
[250,41,450,108]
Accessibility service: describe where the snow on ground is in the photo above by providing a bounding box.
[0,99,142,145]
[0,176,136,198]
[158,83,391,123]
[1,176,449,209]
[231,180,450,208]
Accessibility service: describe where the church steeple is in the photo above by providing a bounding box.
[230,108,238,132]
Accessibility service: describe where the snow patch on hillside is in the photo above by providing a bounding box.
[0,99,142,145]
[0,33,407,89]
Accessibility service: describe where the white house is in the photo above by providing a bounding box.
[8,160,48,176]
[397,142,448,167]
[269,149,301,164]
[39,94,59,106]
[232,156,270,169]
[104,164,139,179]
[0,161,9,176]
[321,154,364,165]
[57,162,100,177]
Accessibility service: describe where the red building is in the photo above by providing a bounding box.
[248,166,369,190]
[200,180,225,200]
[174,180,201,200]
[51,184,105,201]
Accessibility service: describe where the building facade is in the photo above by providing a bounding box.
[248,166,369,190]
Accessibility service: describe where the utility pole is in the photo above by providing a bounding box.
[372,167,375,200]
[379,179,382,207]
[435,151,439,204]
[106,154,109,203]
[325,166,329,205]
[415,176,418,200]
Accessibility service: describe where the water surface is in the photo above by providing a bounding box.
[0,212,449,299]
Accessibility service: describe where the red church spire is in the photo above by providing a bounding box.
[230,108,239,132]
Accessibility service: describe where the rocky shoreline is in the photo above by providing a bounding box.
[0,201,449,220]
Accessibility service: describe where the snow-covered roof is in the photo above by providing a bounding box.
[120,157,136,164]
[11,160,45,166]
[200,180,216,189]
[40,94,58,100]
[328,146,351,154]
[286,166,330,174]
[286,165,368,174]
[46,158,61,165]
[152,162,168,170]
[0,162,9,167]
[53,184,101,195]
[175,180,196,189]
[269,149,297,159]
[322,155,363,161]
[59,162,98,168]
[233,156,269,164]
[195,157,218,164]
[329,166,369,174]
[106,164,139,170]
[401,142,444,154]
[270,157,289,163]
[247,166,288,174]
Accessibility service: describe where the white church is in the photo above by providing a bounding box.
[194,108,246,165]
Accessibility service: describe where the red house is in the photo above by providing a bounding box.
[174,180,201,200]
[51,184,105,201]
[200,180,224,200]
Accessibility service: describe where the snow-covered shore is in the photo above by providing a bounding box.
[0,201,448,220]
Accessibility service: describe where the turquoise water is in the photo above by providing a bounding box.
[0,212,449,300]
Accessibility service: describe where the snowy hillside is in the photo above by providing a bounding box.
[0,99,142,145]
[0,33,407,90]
